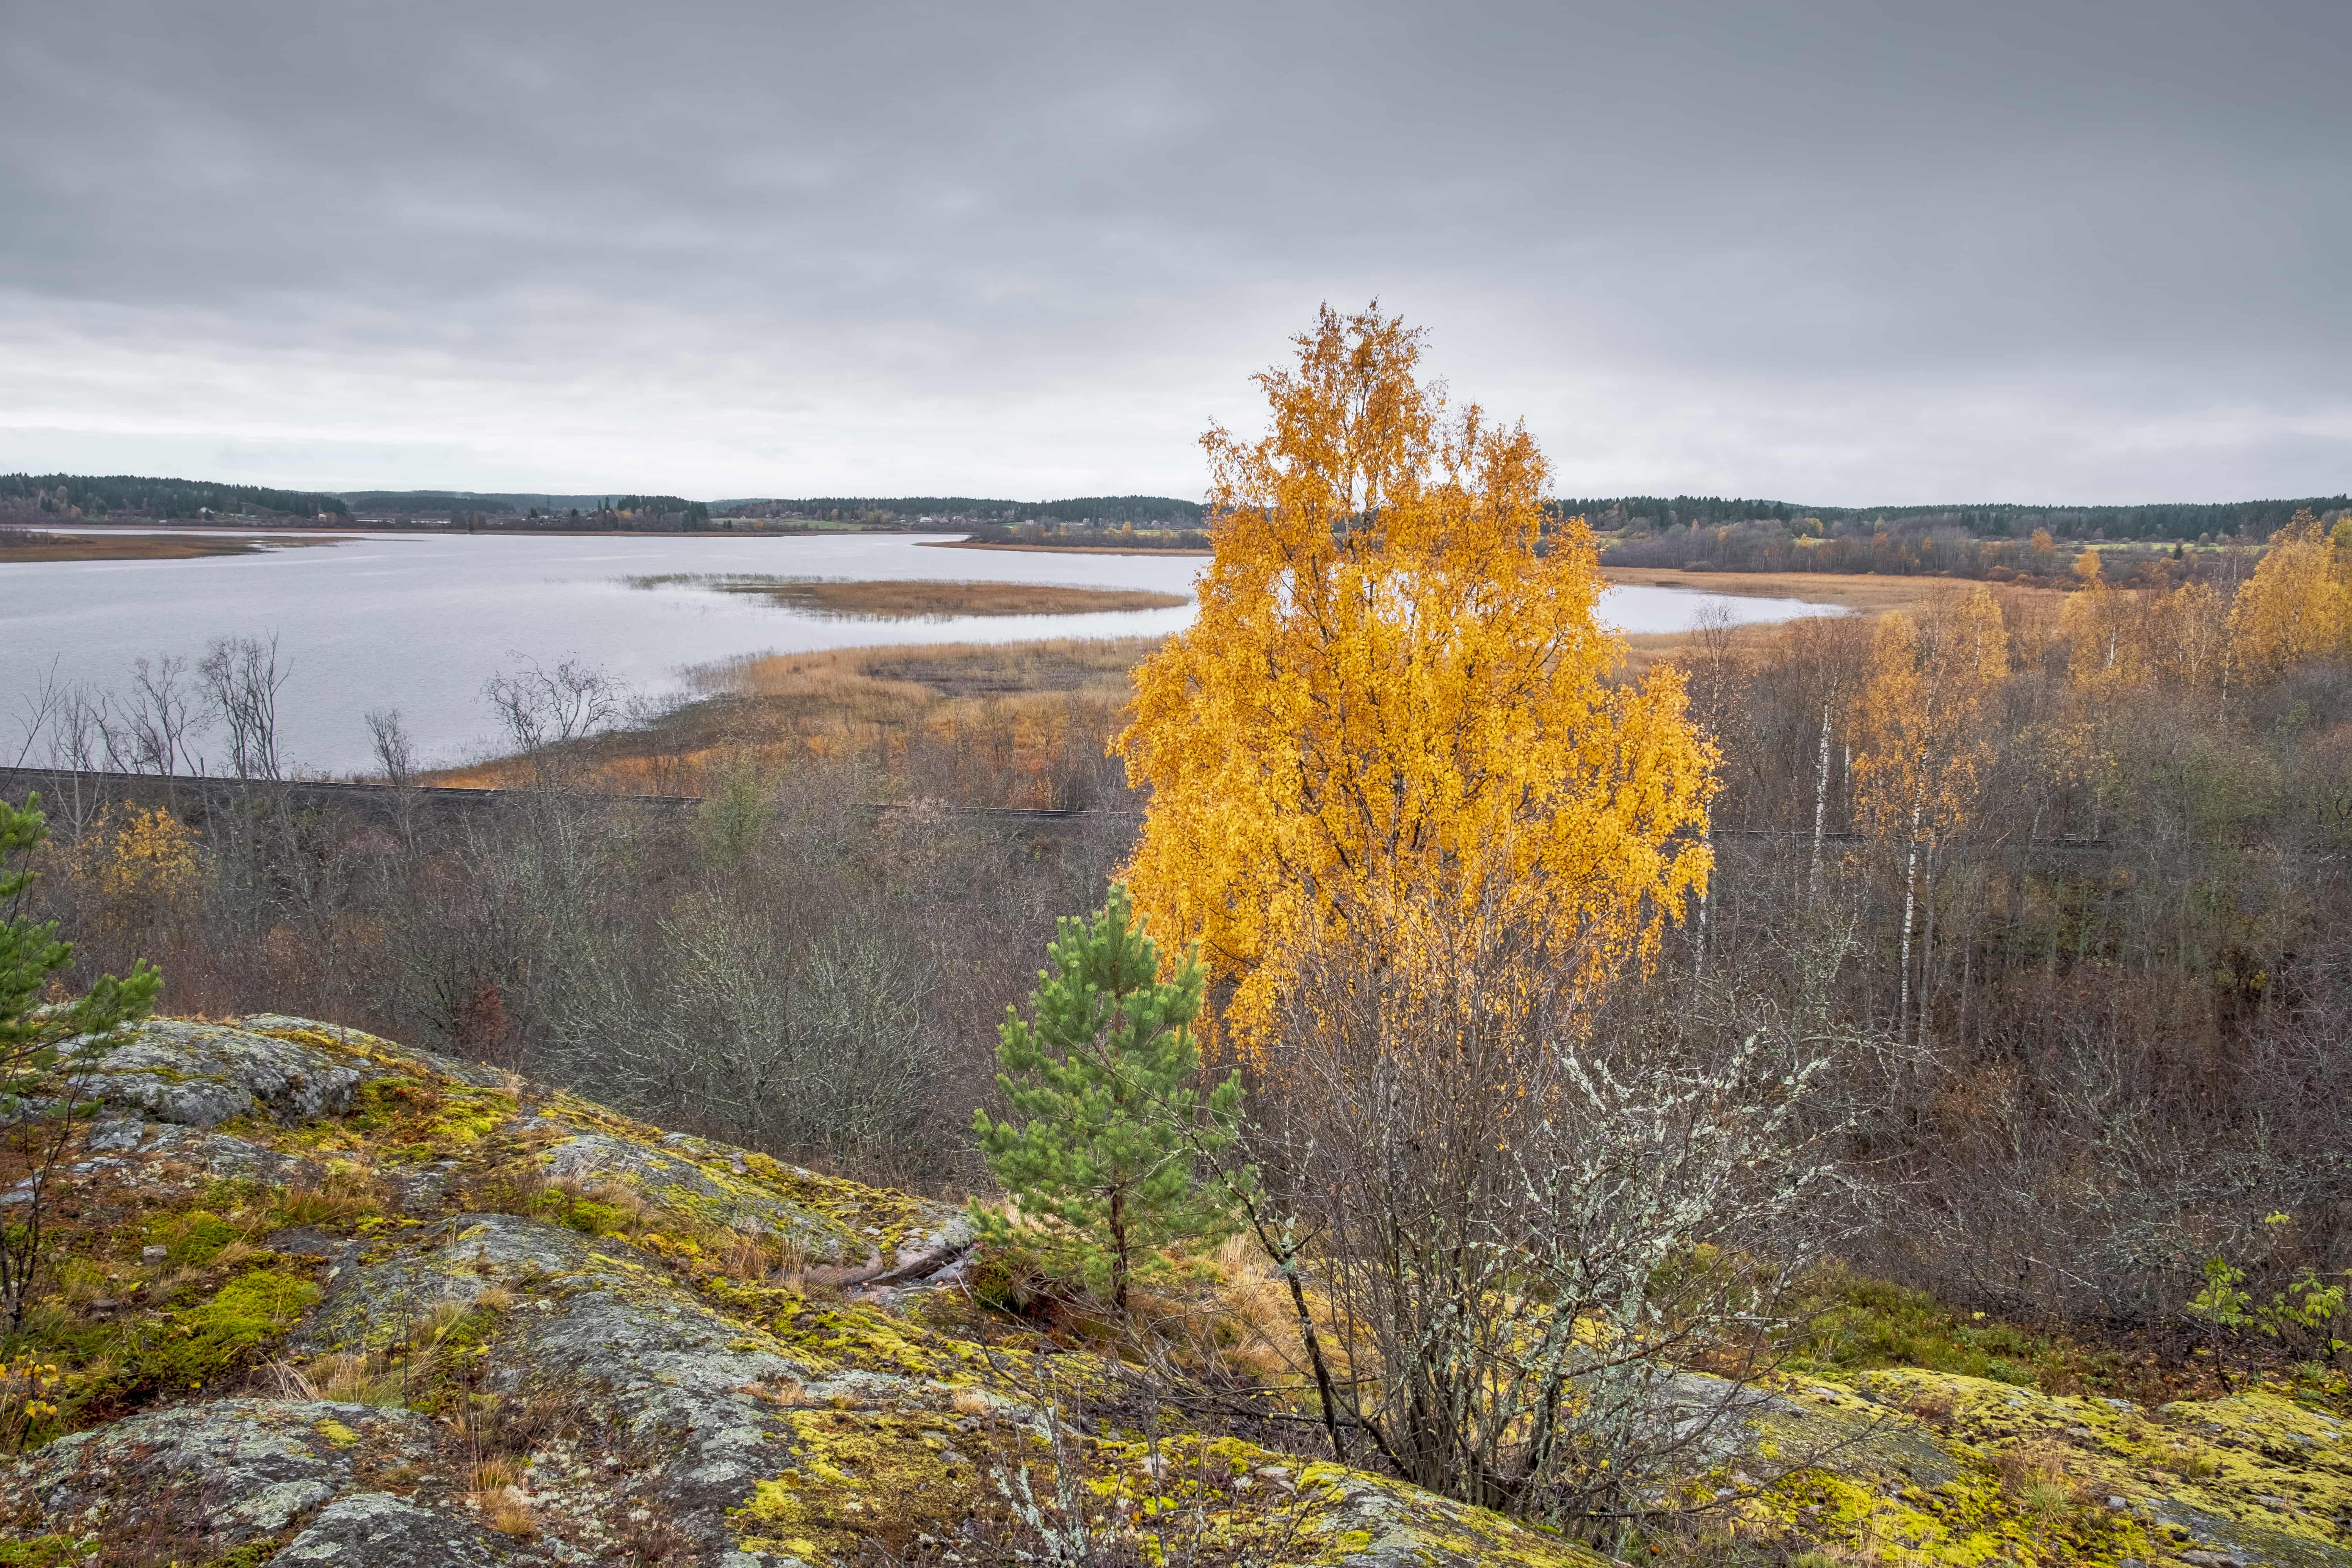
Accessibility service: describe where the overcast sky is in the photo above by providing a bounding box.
[2,0,2346,505]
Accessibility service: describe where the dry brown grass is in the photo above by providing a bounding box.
[483,1490,537,1537]
[633,573,1187,618]
[0,531,352,563]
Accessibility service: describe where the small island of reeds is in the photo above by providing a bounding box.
[626,572,1188,619]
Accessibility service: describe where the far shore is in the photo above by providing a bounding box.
[919,539,1213,557]
[0,531,354,563]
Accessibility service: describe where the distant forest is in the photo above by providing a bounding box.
[341,490,630,513]
[715,495,1206,526]
[0,472,349,520]
[1562,493,2351,541]
[9,472,2345,550]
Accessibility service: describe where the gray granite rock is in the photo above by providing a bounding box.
[0,1399,444,1559]
[73,1018,362,1129]
[272,1491,529,1564]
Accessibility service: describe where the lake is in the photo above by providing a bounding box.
[0,531,1835,773]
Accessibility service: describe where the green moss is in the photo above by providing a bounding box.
[530,1189,637,1238]
[141,1265,321,1389]
[147,1210,241,1266]
[1789,1267,2104,1390]
[0,1537,96,1566]
[314,1417,362,1447]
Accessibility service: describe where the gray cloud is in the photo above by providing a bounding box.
[2,0,2346,502]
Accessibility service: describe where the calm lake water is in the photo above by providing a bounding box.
[0,531,1833,774]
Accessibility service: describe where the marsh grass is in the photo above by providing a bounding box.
[436,634,1162,807]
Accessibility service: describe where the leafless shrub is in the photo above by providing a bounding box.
[198,633,290,781]
[543,891,940,1171]
[1244,886,1851,1548]
[483,655,621,787]
[101,653,202,779]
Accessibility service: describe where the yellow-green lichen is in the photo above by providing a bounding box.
[1738,1367,2352,1567]
[734,1408,978,1562]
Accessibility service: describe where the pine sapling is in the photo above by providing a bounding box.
[973,884,1246,1313]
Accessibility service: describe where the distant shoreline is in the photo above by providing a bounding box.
[0,531,354,563]
[920,539,1214,557]
[21,520,939,541]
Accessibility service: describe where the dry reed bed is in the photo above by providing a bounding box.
[0,532,351,563]
[436,635,1164,800]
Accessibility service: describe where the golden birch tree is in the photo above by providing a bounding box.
[1852,586,2008,1043]
[1114,304,1716,1052]
[2228,510,2352,678]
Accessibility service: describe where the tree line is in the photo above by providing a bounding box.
[714,494,1206,526]
[0,474,349,522]
[1566,492,2350,541]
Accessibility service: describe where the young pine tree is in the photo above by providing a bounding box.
[973,885,1246,1313]
[3,792,161,1328]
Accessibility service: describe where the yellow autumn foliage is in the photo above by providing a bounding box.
[1114,304,1716,1053]
[2227,509,2352,678]
[2058,573,2231,694]
[65,806,202,927]
[1853,587,2009,857]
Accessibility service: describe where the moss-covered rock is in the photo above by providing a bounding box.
[3,1015,2343,1568]
[1718,1367,2352,1567]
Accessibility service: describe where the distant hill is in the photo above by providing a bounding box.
[712,495,1206,525]
[339,490,649,514]
[1,472,348,520]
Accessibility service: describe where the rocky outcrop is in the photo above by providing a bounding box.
[1,1014,2343,1567]
[1,1399,500,1563]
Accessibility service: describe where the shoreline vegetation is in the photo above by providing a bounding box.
[0,529,352,563]
[428,634,1158,797]
[625,572,1188,619]
[440,570,2014,796]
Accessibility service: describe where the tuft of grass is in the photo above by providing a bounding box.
[483,1489,537,1537]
